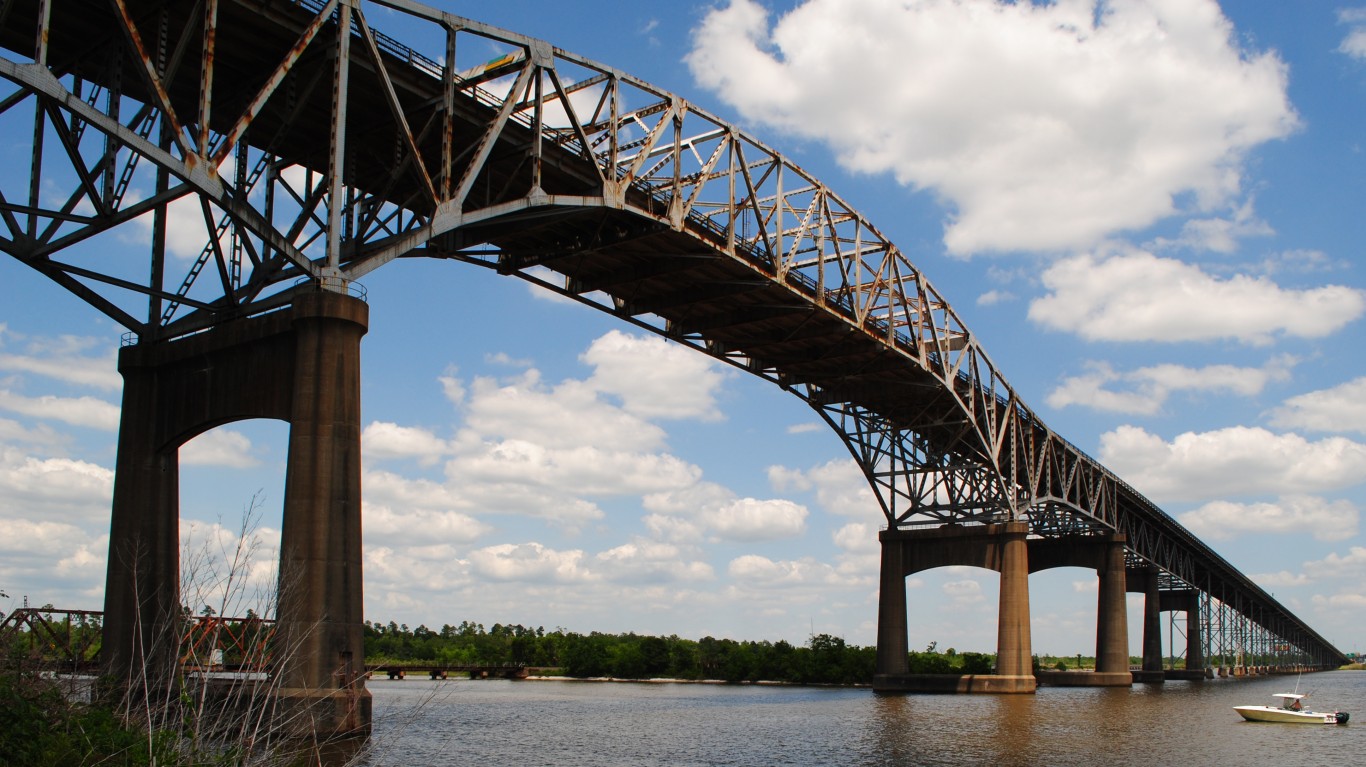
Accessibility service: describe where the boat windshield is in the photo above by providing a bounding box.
[1275,694,1306,710]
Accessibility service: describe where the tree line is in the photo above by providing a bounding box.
[364,620,997,684]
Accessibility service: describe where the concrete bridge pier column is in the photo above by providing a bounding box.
[1092,536,1132,685]
[99,291,370,739]
[1141,567,1163,678]
[101,362,182,700]
[273,293,371,740]
[993,521,1034,691]
[1185,595,1205,676]
[875,530,910,677]
[872,522,1034,693]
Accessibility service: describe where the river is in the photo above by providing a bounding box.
[352,671,1364,766]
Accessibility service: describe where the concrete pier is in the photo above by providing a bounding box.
[1028,533,1132,688]
[101,291,371,739]
[874,522,1036,693]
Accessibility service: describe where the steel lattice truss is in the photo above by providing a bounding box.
[0,0,1345,666]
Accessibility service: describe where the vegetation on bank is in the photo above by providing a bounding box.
[364,621,998,683]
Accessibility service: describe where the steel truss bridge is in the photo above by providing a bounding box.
[0,0,1346,669]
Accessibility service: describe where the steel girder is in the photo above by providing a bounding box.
[0,0,1347,666]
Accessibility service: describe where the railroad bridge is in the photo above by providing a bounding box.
[0,0,1347,740]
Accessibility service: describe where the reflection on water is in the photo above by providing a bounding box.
[352,672,1365,766]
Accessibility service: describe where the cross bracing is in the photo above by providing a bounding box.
[0,0,1346,667]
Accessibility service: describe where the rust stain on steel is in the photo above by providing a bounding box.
[110,0,194,162]
[198,0,219,157]
[212,0,341,167]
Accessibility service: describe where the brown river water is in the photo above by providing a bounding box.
[352,670,1365,766]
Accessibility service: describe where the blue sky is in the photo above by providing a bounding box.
[3,0,1365,659]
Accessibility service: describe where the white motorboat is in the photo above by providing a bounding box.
[1234,693,1349,724]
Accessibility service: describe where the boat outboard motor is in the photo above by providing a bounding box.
[1335,712,1350,724]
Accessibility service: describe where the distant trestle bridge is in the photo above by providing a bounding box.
[0,0,1346,739]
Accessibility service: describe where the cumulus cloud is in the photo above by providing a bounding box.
[686,0,1298,255]
[461,369,668,452]
[594,539,714,583]
[364,504,492,546]
[582,330,728,421]
[1268,377,1366,436]
[468,542,594,583]
[1099,425,1366,503]
[644,481,808,543]
[702,497,808,542]
[1339,8,1366,60]
[727,554,846,587]
[1301,546,1366,580]
[180,428,258,468]
[362,421,451,465]
[1047,356,1295,415]
[1251,570,1311,589]
[0,447,113,518]
[942,579,984,605]
[768,458,877,518]
[0,417,67,450]
[1179,496,1358,543]
[1150,198,1273,254]
[0,334,121,391]
[1029,250,1366,344]
[0,389,120,430]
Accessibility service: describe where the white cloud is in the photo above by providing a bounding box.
[644,481,808,543]
[976,289,1014,307]
[1151,198,1273,254]
[768,458,877,518]
[0,447,114,519]
[1179,496,1358,543]
[1099,425,1366,503]
[1301,546,1366,580]
[0,518,92,554]
[700,497,807,542]
[181,428,258,468]
[450,440,699,497]
[364,465,607,528]
[1251,570,1310,588]
[1047,356,1294,415]
[686,0,1298,255]
[833,522,878,555]
[364,504,492,545]
[1268,377,1366,435]
[727,554,845,587]
[1339,8,1366,59]
[594,539,714,583]
[1311,592,1366,610]
[1029,250,1366,344]
[0,417,67,450]
[582,330,728,421]
[362,421,451,465]
[942,579,984,605]
[462,370,668,452]
[467,542,594,583]
[0,335,121,391]
[0,389,120,430]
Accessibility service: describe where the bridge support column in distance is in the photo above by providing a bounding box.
[1159,590,1207,681]
[872,521,1035,693]
[1126,565,1165,682]
[1092,535,1133,686]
